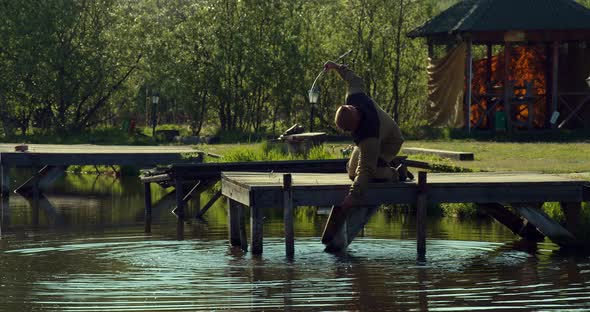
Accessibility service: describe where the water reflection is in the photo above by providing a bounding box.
[0,174,590,311]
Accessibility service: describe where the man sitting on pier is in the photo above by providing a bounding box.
[321,61,405,249]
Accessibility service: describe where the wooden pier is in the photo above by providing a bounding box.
[139,157,422,233]
[0,143,204,205]
[221,171,590,257]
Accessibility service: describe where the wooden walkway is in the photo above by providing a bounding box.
[221,171,590,256]
[402,147,474,161]
[140,157,424,233]
[0,143,203,204]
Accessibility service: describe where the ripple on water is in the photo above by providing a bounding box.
[2,235,590,311]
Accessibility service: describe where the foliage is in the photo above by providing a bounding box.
[0,0,441,139]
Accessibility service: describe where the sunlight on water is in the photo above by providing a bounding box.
[1,174,590,311]
[3,233,590,312]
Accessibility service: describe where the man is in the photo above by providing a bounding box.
[321,61,405,247]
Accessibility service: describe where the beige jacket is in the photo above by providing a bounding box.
[337,67,404,198]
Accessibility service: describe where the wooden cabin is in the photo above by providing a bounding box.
[408,0,590,132]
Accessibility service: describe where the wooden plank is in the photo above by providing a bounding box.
[321,204,350,248]
[221,175,253,207]
[170,157,422,178]
[15,165,66,197]
[222,172,588,208]
[513,204,575,246]
[228,199,241,247]
[144,183,152,233]
[323,205,380,252]
[222,172,586,208]
[0,143,201,153]
[2,152,202,167]
[195,190,222,219]
[239,206,248,251]
[251,205,264,254]
[224,172,586,187]
[402,147,474,161]
[477,203,544,241]
[416,172,427,261]
[0,164,9,197]
[283,174,294,258]
[346,205,379,243]
[139,173,171,184]
[175,179,185,240]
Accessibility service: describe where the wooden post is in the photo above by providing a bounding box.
[0,162,5,238]
[239,205,248,251]
[477,203,544,241]
[465,39,473,133]
[416,171,427,261]
[195,190,222,219]
[251,205,264,255]
[193,192,201,218]
[175,179,184,240]
[551,41,559,127]
[1,164,10,236]
[283,174,294,258]
[31,164,40,227]
[1,164,9,200]
[560,202,581,236]
[228,198,241,247]
[504,42,512,133]
[487,44,495,130]
[144,183,152,233]
[512,203,575,246]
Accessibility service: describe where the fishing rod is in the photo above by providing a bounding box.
[308,50,353,103]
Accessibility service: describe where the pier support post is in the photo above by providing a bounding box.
[1,164,10,201]
[1,164,10,235]
[283,174,294,258]
[239,205,248,251]
[251,205,264,255]
[416,171,427,262]
[228,199,242,247]
[477,203,544,241]
[560,202,581,236]
[30,159,40,227]
[175,179,185,240]
[195,190,222,219]
[144,183,152,233]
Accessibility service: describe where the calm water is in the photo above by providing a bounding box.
[1,173,590,311]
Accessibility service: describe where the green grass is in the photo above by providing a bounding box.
[402,140,590,174]
[217,141,339,162]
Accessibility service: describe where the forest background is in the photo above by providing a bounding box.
[2,0,590,141]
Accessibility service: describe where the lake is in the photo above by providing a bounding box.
[1,173,590,311]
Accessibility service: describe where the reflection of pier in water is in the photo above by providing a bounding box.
[224,238,589,311]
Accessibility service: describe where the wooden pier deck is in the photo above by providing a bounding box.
[0,143,204,203]
[139,157,424,232]
[221,171,590,256]
[0,143,202,167]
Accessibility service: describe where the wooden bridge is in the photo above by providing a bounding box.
[221,171,590,258]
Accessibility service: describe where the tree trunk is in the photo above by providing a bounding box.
[392,0,405,122]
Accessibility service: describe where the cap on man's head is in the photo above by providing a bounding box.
[335,105,359,131]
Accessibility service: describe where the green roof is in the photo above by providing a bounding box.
[408,0,590,38]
